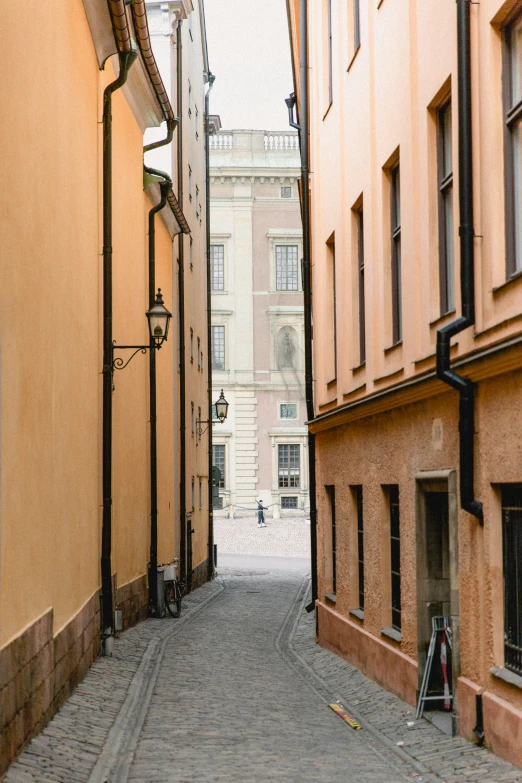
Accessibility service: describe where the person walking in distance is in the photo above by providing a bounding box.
[257,500,268,528]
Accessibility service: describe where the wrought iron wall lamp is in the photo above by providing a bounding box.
[111,288,172,379]
[196,389,229,437]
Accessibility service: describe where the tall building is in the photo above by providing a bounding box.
[209,129,308,517]
[144,0,213,589]
[0,0,209,772]
[288,0,522,767]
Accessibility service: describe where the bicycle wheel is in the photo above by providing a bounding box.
[165,581,181,618]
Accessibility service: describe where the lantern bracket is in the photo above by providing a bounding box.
[111,342,162,373]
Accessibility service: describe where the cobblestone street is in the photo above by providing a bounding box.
[4,520,522,782]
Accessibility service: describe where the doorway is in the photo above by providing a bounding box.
[416,471,459,734]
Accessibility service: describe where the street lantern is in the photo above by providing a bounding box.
[197,390,229,436]
[214,389,229,423]
[146,288,172,347]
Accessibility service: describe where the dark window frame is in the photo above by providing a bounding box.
[503,11,522,278]
[326,485,336,595]
[357,207,366,364]
[353,485,364,611]
[437,98,454,315]
[390,162,402,345]
[354,0,361,52]
[388,485,401,632]
[502,485,522,675]
[326,237,337,381]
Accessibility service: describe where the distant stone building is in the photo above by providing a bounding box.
[210,129,308,517]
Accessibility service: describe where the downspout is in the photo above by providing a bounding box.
[177,20,188,587]
[205,72,216,581]
[299,0,319,611]
[436,0,483,522]
[144,168,171,615]
[101,45,138,654]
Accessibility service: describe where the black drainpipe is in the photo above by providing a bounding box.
[177,20,188,586]
[436,0,483,523]
[101,46,138,652]
[299,0,318,611]
[205,73,216,581]
[144,166,171,615]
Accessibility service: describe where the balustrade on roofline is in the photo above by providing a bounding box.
[209,131,299,151]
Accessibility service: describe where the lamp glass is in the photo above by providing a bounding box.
[146,289,172,345]
[215,390,229,422]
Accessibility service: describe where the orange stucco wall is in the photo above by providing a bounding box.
[288,0,522,768]
[0,4,180,646]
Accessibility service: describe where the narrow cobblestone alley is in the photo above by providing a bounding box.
[5,549,522,783]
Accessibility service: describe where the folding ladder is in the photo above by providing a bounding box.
[415,615,453,720]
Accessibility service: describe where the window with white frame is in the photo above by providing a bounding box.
[211,325,225,370]
[279,402,298,420]
[276,245,299,291]
[210,245,225,290]
[278,444,300,488]
[213,444,225,488]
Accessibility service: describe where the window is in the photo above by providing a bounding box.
[280,402,298,420]
[357,208,366,364]
[281,496,298,509]
[326,485,336,594]
[438,100,454,314]
[325,0,333,106]
[196,186,200,217]
[190,328,194,362]
[278,444,300,488]
[502,485,522,675]
[326,235,337,381]
[199,477,202,508]
[276,245,299,291]
[281,186,292,198]
[191,477,195,511]
[188,80,192,117]
[195,105,199,139]
[210,245,225,290]
[197,337,201,370]
[353,0,361,51]
[214,497,224,510]
[191,402,194,435]
[213,444,225,488]
[198,406,201,437]
[352,486,364,611]
[504,14,522,276]
[188,165,192,201]
[190,236,193,269]
[390,162,402,345]
[389,485,401,632]
[211,325,225,370]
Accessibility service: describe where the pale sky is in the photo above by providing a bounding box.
[204,0,294,132]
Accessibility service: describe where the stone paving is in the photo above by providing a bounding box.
[4,550,522,781]
[214,515,311,559]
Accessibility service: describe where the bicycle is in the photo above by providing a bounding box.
[160,559,185,618]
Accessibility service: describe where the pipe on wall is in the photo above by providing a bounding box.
[436,0,483,523]
[205,72,216,582]
[144,170,171,615]
[176,20,188,586]
[297,0,319,611]
[101,45,138,653]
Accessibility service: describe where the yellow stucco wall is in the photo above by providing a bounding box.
[0,5,182,646]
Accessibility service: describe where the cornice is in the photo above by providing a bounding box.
[121,51,164,131]
[82,0,119,68]
[309,334,522,434]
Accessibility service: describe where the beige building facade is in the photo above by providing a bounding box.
[0,0,210,772]
[209,129,309,518]
[288,0,522,767]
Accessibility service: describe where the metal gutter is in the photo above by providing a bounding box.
[101,43,138,654]
[176,20,188,589]
[296,0,318,611]
[205,71,216,582]
[107,0,133,53]
[436,0,483,522]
